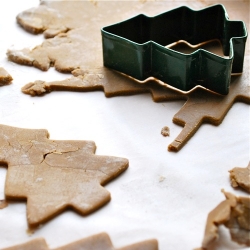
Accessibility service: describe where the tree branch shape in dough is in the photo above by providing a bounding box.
[0,124,128,227]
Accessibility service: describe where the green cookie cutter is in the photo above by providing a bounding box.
[101,4,247,95]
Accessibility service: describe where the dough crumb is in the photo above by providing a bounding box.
[161,126,170,137]
[159,176,166,182]
[26,228,35,236]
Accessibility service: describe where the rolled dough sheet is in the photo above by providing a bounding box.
[0,0,249,250]
[6,1,250,152]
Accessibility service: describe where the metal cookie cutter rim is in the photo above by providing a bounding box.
[101,4,248,95]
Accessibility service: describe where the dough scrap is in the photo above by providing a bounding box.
[0,67,13,86]
[2,233,158,250]
[0,199,8,209]
[199,190,250,249]
[0,124,128,227]
[161,126,170,137]
[229,162,250,193]
[8,2,250,152]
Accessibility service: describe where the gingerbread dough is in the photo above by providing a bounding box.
[229,162,250,193]
[0,124,128,226]
[21,67,186,100]
[2,233,158,250]
[20,64,250,152]
[168,67,250,151]
[16,5,69,38]
[161,126,170,137]
[7,1,250,152]
[0,199,8,209]
[0,67,12,86]
[198,190,250,249]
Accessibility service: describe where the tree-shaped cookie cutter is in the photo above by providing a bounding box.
[101,4,247,95]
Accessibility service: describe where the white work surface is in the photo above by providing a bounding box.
[0,0,249,250]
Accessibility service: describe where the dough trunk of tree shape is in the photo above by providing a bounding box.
[169,74,250,151]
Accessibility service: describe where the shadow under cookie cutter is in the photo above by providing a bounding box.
[101,4,247,95]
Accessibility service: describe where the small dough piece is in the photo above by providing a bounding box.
[0,199,8,209]
[22,80,49,96]
[161,126,170,137]
[0,124,128,227]
[2,233,158,250]
[199,190,250,249]
[229,162,250,193]
[0,67,13,85]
